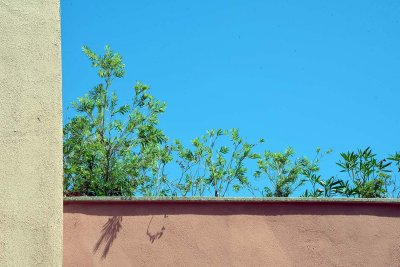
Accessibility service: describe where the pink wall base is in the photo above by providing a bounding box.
[64,200,400,266]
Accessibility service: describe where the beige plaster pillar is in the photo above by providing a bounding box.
[0,0,62,266]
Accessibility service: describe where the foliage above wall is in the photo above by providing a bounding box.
[63,46,400,198]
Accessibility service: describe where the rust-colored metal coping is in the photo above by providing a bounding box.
[64,196,400,205]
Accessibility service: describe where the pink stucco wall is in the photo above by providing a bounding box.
[63,199,400,266]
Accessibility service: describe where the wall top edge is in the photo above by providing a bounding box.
[63,196,400,204]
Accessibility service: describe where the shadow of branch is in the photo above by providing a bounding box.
[93,216,123,259]
[146,215,166,243]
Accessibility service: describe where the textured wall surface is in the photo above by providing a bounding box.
[64,200,400,266]
[0,0,62,266]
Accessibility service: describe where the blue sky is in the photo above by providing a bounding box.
[61,0,400,186]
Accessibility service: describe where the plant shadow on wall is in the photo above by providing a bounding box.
[92,214,167,258]
[63,45,400,199]
[147,215,167,243]
[93,216,123,259]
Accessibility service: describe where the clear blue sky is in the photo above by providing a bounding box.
[61,0,400,183]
